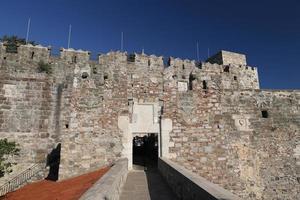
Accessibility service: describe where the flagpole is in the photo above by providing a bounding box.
[207,47,210,58]
[196,42,200,61]
[26,18,31,44]
[68,24,72,49]
[121,32,124,51]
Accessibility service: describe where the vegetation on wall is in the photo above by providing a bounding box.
[38,61,52,74]
[0,35,35,53]
[0,139,19,177]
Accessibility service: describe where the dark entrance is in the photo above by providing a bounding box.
[132,133,158,169]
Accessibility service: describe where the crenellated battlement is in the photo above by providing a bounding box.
[98,51,127,65]
[168,58,198,80]
[18,44,51,62]
[0,42,253,69]
[169,57,196,68]
[60,48,90,64]
[0,43,5,55]
[134,53,164,68]
[0,42,259,89]
[202,61,258,73]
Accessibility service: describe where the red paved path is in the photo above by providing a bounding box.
[1,167,109,200]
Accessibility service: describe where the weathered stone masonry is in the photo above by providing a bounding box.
[0,43,299,199]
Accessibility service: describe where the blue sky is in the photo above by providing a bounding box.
[0,0,299,89]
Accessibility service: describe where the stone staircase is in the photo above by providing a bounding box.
[0,163,47,196]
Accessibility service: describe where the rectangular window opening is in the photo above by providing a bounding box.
[127,54,135,62]
[261,110,269,118]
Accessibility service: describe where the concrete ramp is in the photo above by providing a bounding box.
[120,169,177,200]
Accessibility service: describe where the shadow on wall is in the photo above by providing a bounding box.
[45,143,61,181]
[145,168,178,200]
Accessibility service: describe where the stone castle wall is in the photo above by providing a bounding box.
[0,43,299,199]
[0,64,58,184]
[165,87,300,199]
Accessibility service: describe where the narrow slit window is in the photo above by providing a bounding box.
[167,58,171,66]
[31,51,35,59]
[189,74,196,90]
[234,76,237,81]
[202,80,207,90]
[72,56,77,63]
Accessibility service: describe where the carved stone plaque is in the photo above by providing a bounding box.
[178,81,188,92]
[232,115,252,131]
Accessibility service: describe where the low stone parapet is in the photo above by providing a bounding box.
[158,157,241,200]
[79,158,128,200]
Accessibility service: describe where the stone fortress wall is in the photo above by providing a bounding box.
[0,42,299,199]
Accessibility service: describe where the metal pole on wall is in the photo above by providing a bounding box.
[25,18,31,44]
[196,42,200,61]
[207,47,210,58]
[121,31,124,51]
[67,24,72,49]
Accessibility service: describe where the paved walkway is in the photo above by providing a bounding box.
[120,169,177,200]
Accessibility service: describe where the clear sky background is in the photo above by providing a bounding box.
[0,0,299,89]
